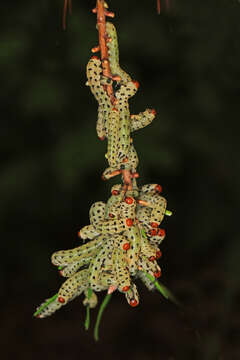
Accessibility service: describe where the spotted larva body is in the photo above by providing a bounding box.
[113,247,131,292]
[106,22,132,84]
[115,81,139,162]
[137,271,155,291]
[125,225,141,275]
[125,283,140,306]
[130,109,156,132]
[34,296,62,319]
[79,224,100,240]
[86,57,111,139]
[105,108,120,168]
[57,269,89,304]
[94,218,126,235]
[89,241,113,291]
[51,236,104,266]
[89,201,106,226]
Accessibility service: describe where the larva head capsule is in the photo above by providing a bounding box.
[58,296,65,304]
[155,184,162,193]
[156,250,162,259]
[123,243,130,251]
[125,197,134,205]
[154,270,162,279]
[126,218,133,227]
[130,299,139,307]
[132,80,140,89]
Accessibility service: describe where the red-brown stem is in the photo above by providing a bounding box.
[157,0,161,14]
[96,0,115,104]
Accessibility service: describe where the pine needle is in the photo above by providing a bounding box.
[33,293,58,317]
[143,271,181,306]
[94,293,112,341]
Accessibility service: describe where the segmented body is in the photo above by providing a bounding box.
[106,22,132,84]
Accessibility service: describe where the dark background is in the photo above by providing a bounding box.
[1,0,240,359]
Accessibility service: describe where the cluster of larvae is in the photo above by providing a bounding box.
[86,21,156,179]
[34,21,172,320]
[34,182,170,317]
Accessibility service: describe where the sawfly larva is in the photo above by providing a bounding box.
[106,22,132,84]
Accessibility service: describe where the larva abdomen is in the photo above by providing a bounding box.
[106,22,132,84]
[51,237,103,266]
[105,108,120,168]
[58,269,89,303]
[130,109,156,132]
[89,202,106,225]
[113,248,131,292]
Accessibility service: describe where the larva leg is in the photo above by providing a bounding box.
[57,269,89,304]
[89,202,106,226]
[113,248,131,292]
[51,236,104,266]
[125,283,139,307]
[130,109,156,132]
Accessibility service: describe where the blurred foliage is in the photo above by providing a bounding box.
[1,0,240,359]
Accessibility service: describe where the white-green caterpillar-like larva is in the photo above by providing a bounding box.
[138,255,161,279]
[79,224,100,240]
[34,295,62,318]
[114,81,139,162]
[89,241,113,291]
[139,192,167,227]
[125,283,140,307]
[130,109,156,132]
[89,201,106,225]
[86,57,111,139]
[139,230,158,260]
[104,185,124,219]
[51,236,104,266]
[125,224,141,275]
[57,268,89,304]
[105,108,120,168]
[113,247,131,292]
[106,22,132,84]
